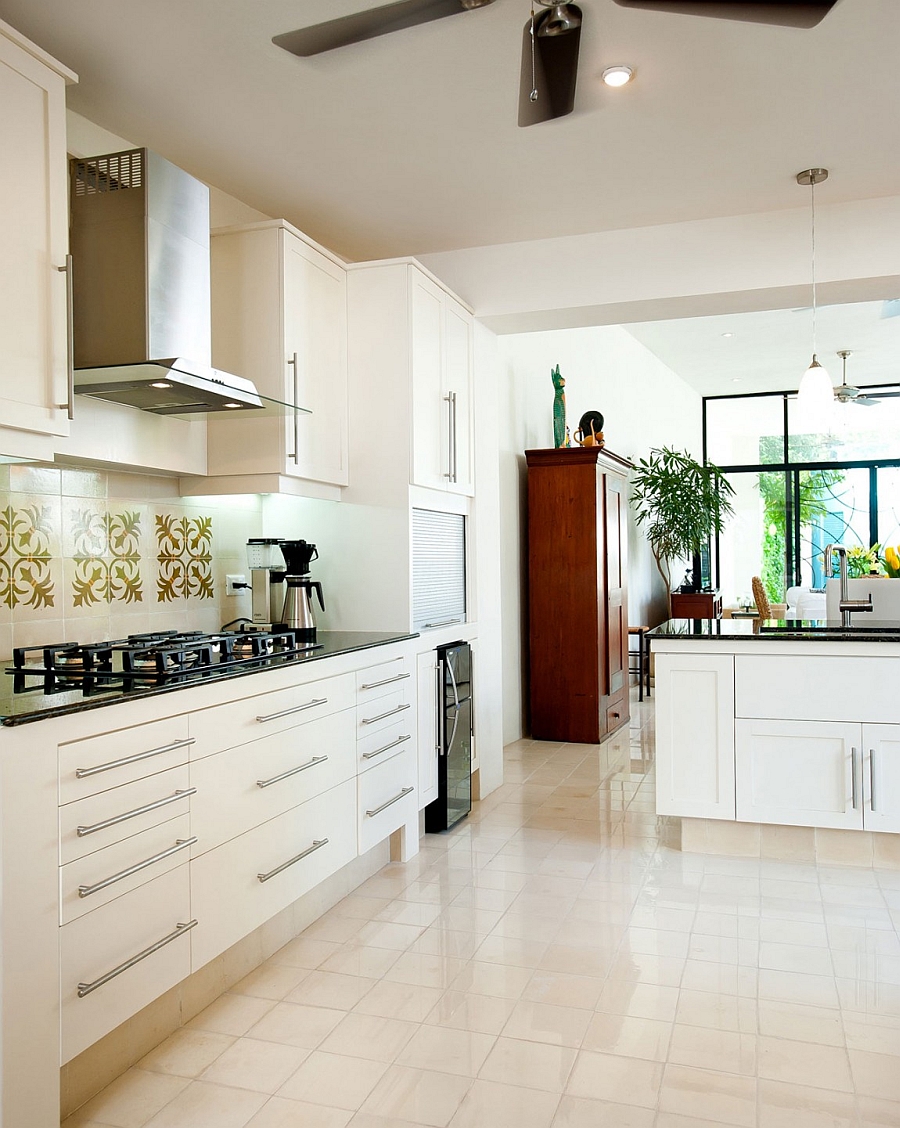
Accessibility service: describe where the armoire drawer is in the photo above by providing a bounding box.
[190,778,356,970]
[358,746,417,854]
[60,813,193,924]
[189,709,356,854]
[59,764,192,865]
[189,672,355,758]
[59,716,192,805]
[60,865,193,1063]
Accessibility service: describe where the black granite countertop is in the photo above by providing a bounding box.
[0,631,418,726]
[648,618,900,643]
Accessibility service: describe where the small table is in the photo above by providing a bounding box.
[670,590,723,619]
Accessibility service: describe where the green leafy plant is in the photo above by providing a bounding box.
[630,447,735,612]
[831,544,884,579]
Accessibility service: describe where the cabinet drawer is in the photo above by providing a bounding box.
[60,813,193,924]
[356,684,413,739]
[60,764,192,865]
[59,717,192,804]
[191,778,356,970]
[61,865,192,1063]
[356,658,411,703]
[189,672,355,758]
[735,655,900,723]
[358,747,417,854]
[358,719,413,774]
[190,709,356,854]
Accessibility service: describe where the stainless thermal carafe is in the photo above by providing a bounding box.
[281,577,326,640]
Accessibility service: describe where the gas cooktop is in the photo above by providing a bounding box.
[7,629,323,700]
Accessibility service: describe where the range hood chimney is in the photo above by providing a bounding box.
[69,148,263,414]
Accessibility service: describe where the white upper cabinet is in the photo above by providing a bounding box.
[206,220,348,494]
[0,22,75,447]
[410,269,474,496]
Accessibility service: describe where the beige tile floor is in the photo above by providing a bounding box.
[64,693,900,1128]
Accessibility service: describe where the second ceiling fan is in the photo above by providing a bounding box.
[271,0,842,127]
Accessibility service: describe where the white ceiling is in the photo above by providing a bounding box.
[626,299,900,396]
[1,0,898,261]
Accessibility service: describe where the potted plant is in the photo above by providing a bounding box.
[630,446,735,615]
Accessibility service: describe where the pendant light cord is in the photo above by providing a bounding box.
[811,176,818,356]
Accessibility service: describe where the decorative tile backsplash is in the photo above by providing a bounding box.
[156,514,214,602]
[0,503,56,610]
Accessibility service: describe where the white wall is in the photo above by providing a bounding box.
[498,325,701,743]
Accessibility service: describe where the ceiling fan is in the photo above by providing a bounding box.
[271,0,842,128]
[834,351,900,407]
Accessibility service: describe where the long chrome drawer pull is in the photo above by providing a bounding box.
[423,618,461,629]
[366,786,414,818]
[76,789,196,836]
[77,920,197,998]
[258,838,329,882]
[362,734,411,760]
[75,738,195,779]
[257,755,328,788]
[851,747,859,811]
[256,698,327,723]
[361,703,411,725]
[360,672,411,690]
[78,837,197,899]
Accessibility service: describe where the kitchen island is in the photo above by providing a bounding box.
[649,618,900,855]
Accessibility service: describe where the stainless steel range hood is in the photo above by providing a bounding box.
[69,148,264,414]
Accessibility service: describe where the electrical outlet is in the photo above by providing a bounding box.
[225,574,248,596]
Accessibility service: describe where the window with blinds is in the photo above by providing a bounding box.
[412,508,467,631]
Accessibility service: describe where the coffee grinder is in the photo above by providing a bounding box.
[279,539,325,641]
[246,538,286,629]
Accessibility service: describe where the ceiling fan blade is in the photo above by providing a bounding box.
[273,0,494,57]
[611,1,840,30]
[518,5,582,127]
[868,391,900,400]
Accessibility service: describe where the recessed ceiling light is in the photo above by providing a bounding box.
[732,378,742,383]
[150,381,172,389]
[722,332,733,338]
[602,66,634,88]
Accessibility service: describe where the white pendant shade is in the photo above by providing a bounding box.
[797,354,833,430]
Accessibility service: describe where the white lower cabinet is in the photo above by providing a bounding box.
[417,649,439,807]
[654,652,735,820]
[736,720,900,833]
[191,778,356,969]
[357,746,416,854]
[60,864,192,1063]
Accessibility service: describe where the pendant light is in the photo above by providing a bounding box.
[796,168,833,427]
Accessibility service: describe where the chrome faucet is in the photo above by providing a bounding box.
[825,544,874,627]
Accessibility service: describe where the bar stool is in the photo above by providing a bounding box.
[628,626,651,701]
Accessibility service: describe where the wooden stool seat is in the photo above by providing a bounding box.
[627,627,651,700]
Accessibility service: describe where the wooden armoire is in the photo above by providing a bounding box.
[526,446,631,742]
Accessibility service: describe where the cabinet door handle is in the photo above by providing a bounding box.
[256,755,328,788]
[361,702,411,725]
[423,618,461,630]
[444,391,457,483]
[869,748,876,813]
[360,672,411,690]
[362,734,410,760]
[56,254,75,419]
[287,352,299,464]
[435,662,442,757]
[76,788,196,836]
[78,837,197,899]
[851,746,859,811]
[366,786,414,818]
[77,920,197,998]
[256,698,327,723]
[75,738,195,779]
[258,838,328,882]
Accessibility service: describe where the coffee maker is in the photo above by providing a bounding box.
[246,539,287,628]
[278,540,325,641]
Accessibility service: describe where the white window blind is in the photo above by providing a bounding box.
[412,509,466,631]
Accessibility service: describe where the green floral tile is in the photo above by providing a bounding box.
[0,503,56,609]
[70,509,144,608]
[155,513,214,602]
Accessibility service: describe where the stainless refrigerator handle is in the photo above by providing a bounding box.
[287,352,299,463]
[57,254,75,419]
[434,662,442,758]
[446,652,460,711]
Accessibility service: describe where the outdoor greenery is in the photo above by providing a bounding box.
[631,447,735,610]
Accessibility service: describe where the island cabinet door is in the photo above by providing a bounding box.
[735,719,863,830]
[863,724,900,834]
[655,653,735,820]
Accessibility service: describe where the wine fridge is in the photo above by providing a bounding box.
[425,641,472,832]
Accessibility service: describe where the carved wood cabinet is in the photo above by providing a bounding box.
[526,446,631,743]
